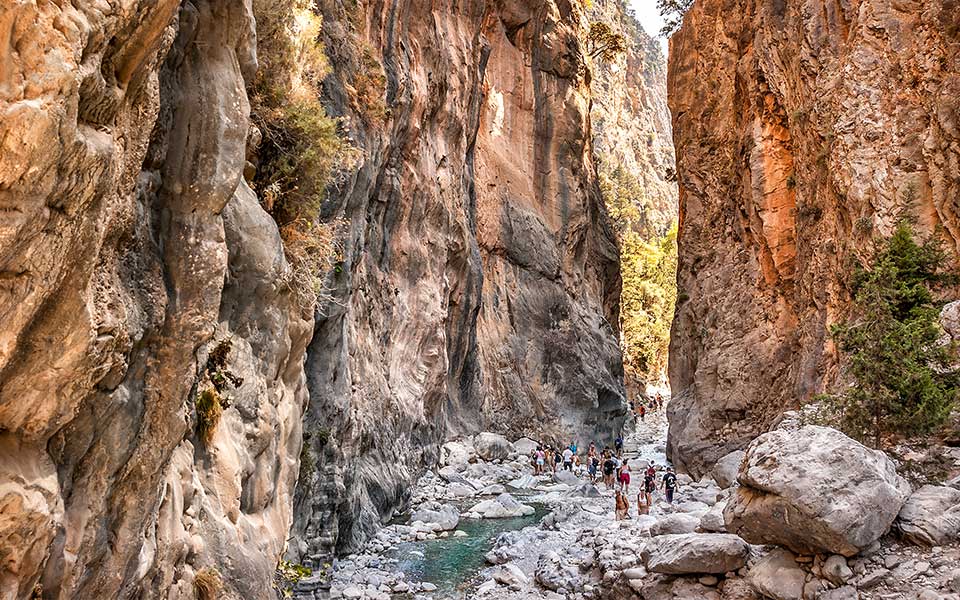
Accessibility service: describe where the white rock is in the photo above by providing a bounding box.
[642,533,750,574]
[467,493,535,519]
[513,437,539,455]
[474,432,514,461]
[896,485,960,546]
[712,450,746,489]
[725,426,911,556]
[822,555,853,585]
[650,513,701,536]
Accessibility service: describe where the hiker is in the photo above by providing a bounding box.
[562,445,574,471]
[553,447,563,472]
[615,490,630,521]
[534,447,545,475]
[570,441,578,455]
[662,467,678,504]
[638,403,646,422]
[602,452,616,489]
[618,463,631,494]
[587,455,598,482]
[642,466,656,507]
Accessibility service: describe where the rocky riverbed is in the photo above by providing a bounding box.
[295,408,960,600]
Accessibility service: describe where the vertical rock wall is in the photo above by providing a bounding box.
[667,0,960,476]
[0,1,310,598]
[291,0,627,559]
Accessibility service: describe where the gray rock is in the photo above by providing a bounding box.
[724,426,911,556]
[513,437,539,456]
[713,450,746,489]
[650,513,701,536]
[642,533,750,574]
[699,501,727,532]
[895,485,960,546]
[822,555,853,585]
[570,483,603,498]
[409,503,459,531]
[816,586,859,600]
[474,432,514,461]
[748,549,805,600]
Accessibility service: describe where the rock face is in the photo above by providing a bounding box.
[667,0,960,476]
[292,1,628,557]
[0,1,310,598]
[724,426,912,556]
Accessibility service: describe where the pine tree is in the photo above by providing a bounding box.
[818,222,958,448]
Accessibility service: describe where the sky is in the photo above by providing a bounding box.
[629,0,669,55]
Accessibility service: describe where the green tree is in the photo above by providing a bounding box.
[587,22,628,62]
[657,0,694,36]
[818,222,958,448]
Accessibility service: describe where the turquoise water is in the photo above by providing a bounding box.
[391,503,550,598]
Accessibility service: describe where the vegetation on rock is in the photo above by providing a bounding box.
[274,560,314,598]
[599,164,677,384]
[250,0,349,311]
[815,222,958,448]
[587,21,628,62]
[194,339,243,446]
[656,0,694,36]
[193,567,222,600]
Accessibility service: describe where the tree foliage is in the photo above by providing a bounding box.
[656,0,694,36]
[816,222,958,448]
[587,22,628,62]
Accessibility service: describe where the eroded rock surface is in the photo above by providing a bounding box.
[292,1,629,558]
[0,1,310,598]
[667,0,960,477]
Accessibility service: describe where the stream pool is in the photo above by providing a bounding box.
[389,502,551,598]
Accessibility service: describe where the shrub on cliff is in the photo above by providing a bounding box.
[250,0,350,311]
[817,222,958,448]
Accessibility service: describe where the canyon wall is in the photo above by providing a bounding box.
[667,0,960,476]
[291,0,627,560]
[0,1,310,598]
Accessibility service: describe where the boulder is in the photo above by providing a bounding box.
[699,501,727,532]
[724,426,911,556]
[712,450,745,489]
[816,586,859,600]
[445,482,477,497]
[467,493,535,519]
[822,555,853,585]
[895,485,960,546]
[409,502,460,531]
[513,437,539,456]
[642,533,750,574]
[507,474,538,490]
[492,563,529,586]
[748,549,805,600]
[650,513,701,536]
[475,432,514,461]
[552,470,580,485]
[569,483,603,498]
[437,465,469,485]
[441,440,475,465]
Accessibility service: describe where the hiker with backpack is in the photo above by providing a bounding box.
[661,467,679,504]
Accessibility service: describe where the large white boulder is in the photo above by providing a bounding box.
[467,493,535,519]
[642,533,750,574]
[698,500,727,532]
[895,485,960,546]
[724,426,911,556]
[474,432,514,461]
[552,470,580,485]
[409,502,460,531]
[513,437,539,456]
[441,439,475,465]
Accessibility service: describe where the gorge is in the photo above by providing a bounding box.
[1,0,959,599]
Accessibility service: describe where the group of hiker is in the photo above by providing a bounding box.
[527,434,680,521]
[631,391,665,422]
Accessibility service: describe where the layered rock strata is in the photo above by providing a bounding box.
[0,1,310,598]
[667,0,960,476]
[291,1,627,559]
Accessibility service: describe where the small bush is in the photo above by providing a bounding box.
[786,174,796,189]
[274,560,313,598]
[280,219,346,313]
[196,388,223,446]
[193,567,222,600]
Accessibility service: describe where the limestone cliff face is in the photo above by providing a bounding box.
[667,0,960,476]
[589,0,677,235]
[0,1,310,598]
[291,0,627,559]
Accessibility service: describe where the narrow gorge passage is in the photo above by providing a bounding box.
[3,0,960,599]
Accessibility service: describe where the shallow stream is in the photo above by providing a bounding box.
[390,502,550,598]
